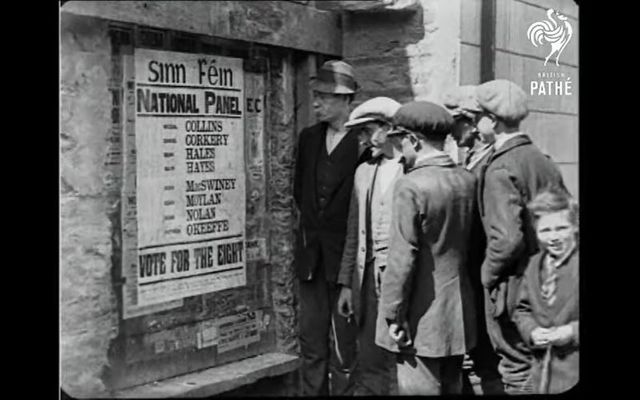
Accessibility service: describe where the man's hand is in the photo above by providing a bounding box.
[531,326,555,347]
[337,286,353,318]
[388,321,412,347]
[547,324,574,347]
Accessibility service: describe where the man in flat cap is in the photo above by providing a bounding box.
[293,59,363,396]
[376,101,478,395]
[335,96,402,396]
[443,85,495,172]
[444,86,503,395]
[473,79,568,394]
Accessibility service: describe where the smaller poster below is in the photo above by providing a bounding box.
[196,310,263,353]
[124,298,184,319]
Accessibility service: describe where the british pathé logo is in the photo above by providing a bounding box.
[530,72,572,96]
[527,9,573,66]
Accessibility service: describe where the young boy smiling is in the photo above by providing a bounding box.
[513,188,579,394]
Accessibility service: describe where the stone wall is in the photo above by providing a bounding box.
[266,51,300,357]
[341,0,462,160]
[343,0,461,105]
[60,14,120,397]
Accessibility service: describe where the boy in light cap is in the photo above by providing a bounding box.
[336,96,402,395]
[473,79,569,394]
[376,101,478,395]
[345,96,402,157]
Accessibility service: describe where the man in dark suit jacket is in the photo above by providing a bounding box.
[473,79,568,394]
[376,101,478,395]
[293,60,363,396]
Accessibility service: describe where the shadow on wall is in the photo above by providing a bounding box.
[342,4,425,107]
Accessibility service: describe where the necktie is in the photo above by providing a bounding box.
[541,255,558,306]
[399,156,409,173]
[464,149,475,167]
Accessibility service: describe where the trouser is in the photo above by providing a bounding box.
[462,281,504,395]
[351,261,396,396]
[299,262,358,396]
[484,288,534,395]
[396,354,465,395]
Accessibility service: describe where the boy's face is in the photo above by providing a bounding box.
[535,209,577,258]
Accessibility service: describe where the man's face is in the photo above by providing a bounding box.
[475,112,497,139]
[368,121,392,149]
[387,135,404,154]
[313,91,349,123]
[354,121,387,155]
[535,209,577,258]
[452,115,479,148]
[398,133,419,168]
[355,126,373,150]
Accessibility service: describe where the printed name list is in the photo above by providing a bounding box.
[134,49,246,306]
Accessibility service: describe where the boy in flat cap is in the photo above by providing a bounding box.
[335,97,402,396]
[474,79,568,394]
[443,86,503,395]
[293,60,362,396]
[376,101,478,395]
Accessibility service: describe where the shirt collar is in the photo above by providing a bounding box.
[414,149,449,165]
[494,131,527,150]
[380,154,403,164]
[465,143,494,170]
[545,242,577,270]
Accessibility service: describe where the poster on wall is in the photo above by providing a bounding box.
[133,48,246,306]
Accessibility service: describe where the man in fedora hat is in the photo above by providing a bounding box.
[336,96,402,395]
[293,59,363,396]
[376,101,478,395]
[473,79,568,394]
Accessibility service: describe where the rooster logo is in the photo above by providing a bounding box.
[527,9,573,66]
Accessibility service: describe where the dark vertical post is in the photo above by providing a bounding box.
[480,0,496,82]
[294,53,317,136]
